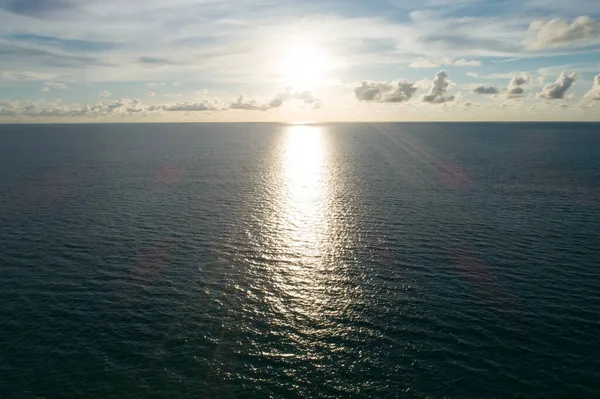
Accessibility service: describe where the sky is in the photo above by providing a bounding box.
[1,0,600,122]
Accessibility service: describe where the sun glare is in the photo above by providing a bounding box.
[280,43,331,91]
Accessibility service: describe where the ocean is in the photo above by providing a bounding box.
[1,123,599,398]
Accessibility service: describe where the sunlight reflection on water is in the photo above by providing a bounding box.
[281,125,327,259]
[260,124,364,356]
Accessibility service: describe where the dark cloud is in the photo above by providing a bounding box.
[422,70,455,104]
[138,56,176,65]
[1,0,78,17]
[354,79,418,102]
[507,86,524,97]
[537,72,578,99]
[473,86,500,95]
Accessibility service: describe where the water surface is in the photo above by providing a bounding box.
[1,123,599,398]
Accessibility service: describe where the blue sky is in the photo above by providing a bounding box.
[1,0,599,121]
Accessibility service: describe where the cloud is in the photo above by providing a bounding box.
[45,81,67,89]
[473,86,500,95]
[537,72,578,100]
[229,96,268,111]
[454,59,481,67]
[160,101,220,112]
[422,70,455,104]
[0,42,114,69]
[409,58,481,69]
[466,72,478,78]
[100,91,111,97]
[0,100,20,116]
[506,73,530,98]
[11,33,117,53]
[409,59,441,68]
[0,90,325,118]
[527,16,600,49]
[354,79,418,102]
[228,89,319,111]
[0,98,156,118]
[293,90,319,104]
[267,89,320,108]
[138,56,176,65]
[268,93,287,108]
[580,74,600,106]
[42,81,67,91]
[0,100,20,109]
[1,99,115,118]
[1,0,77,18]
[146,91,156,97]
[0,70,57,81]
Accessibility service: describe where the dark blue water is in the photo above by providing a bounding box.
[1,123,599,398]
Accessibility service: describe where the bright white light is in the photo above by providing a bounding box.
[280,43,331,91]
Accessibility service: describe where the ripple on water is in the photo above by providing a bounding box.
[1,123,600,397]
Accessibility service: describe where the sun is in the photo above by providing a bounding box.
[280,43,331,91]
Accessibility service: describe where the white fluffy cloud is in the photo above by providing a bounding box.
[537,72,578,100]
[527,16,600,49]
[422,71,455,104]
[354,72,455,105]
[100,91,111,97]
[580,74,600,106]
[506,73,530,98]
[354,79,418,102]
